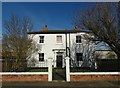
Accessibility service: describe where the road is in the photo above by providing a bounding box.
[1,80,120,88]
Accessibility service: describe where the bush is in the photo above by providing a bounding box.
[27,67,48,72]
[70,67,97,72]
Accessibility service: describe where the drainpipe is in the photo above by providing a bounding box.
[65,29,67,57]
[69,33,71,66]
[69,33,71,58]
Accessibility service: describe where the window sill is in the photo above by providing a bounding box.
[39,43,45,45]
[56,43,63,45]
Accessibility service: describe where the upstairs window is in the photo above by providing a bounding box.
[76,35,81,43]
[39,36,44,43]
[39,53,44,61]
[76,53,83,61]
[56,35,62,43]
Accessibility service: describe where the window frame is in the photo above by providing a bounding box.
[39,36,44,43]
[56,35,62,43]
[76,35,81,43]
[39,53,44,61]
[76,53,83,61]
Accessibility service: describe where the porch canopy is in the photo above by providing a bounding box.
[52,49,66,53]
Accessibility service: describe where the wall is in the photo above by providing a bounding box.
[70,75,119,81]
[70,73,119,81]
[2,75,48,81]
[28,32,95,68]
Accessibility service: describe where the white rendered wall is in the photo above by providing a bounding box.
[28,32,94,67]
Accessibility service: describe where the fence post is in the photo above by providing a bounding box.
[65,57,70,82]
[48,57,52,81]
[95,62,97,69]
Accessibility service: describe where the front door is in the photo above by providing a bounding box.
[56,55,63,68]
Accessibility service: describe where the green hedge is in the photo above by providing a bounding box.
[27,67,48,72]
[70,67,97,72]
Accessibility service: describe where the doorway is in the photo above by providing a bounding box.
[52,54,66,81]
[56,55,63,68]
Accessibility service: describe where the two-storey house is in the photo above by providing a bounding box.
[27,25,95,68]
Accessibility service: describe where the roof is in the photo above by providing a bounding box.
[27,30,92,34]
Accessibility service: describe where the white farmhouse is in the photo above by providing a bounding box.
[27,26,95,68]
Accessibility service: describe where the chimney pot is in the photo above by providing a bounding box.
[73,26,77,30]
[45,25,47,28]
[42,25,48,31]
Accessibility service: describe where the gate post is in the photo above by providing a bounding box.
[48,57,52,81]
[65,57,70,82]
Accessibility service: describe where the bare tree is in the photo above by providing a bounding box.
[73,3,120,59]
[70,33,96,69]
[2,15,39,71]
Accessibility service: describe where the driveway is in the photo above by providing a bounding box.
[1,80,119,88]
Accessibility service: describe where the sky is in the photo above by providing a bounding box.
[2,2,95,32]
[1,0,119,2]
[1,2,114,50]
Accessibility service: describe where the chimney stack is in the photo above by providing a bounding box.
[42,25,48,31]
[73,26,77,30]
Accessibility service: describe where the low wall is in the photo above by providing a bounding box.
[1,72,48,81]
[70,72,119,81]
[1,72,119,82]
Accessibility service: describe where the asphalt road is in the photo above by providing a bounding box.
[1,81,120,88]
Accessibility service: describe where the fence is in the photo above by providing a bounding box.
[2,59,27,72]
[69,58,119,81]
[96,59,120,71]
[34,60,48,67]
[1,58,53,82]
[70,59,119,72]
[0,59,2,72]
[2,58,50,72]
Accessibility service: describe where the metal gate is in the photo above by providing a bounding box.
[52,67,66,81]
[52,55,66,81]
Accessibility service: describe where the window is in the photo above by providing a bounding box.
[39,53,44,61]
[56,35,62,43]
[76,35,81,43]
[39,36,44,43]
[76,53,83,61]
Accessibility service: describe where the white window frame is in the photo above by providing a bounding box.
[39,36,44,43]
[56,35,62,44]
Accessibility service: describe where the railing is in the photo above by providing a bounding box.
[34,60,48,67]
[2,59,27,72]
[1,58,53,82]
[1,59,48,72]
[70,59,120,72]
